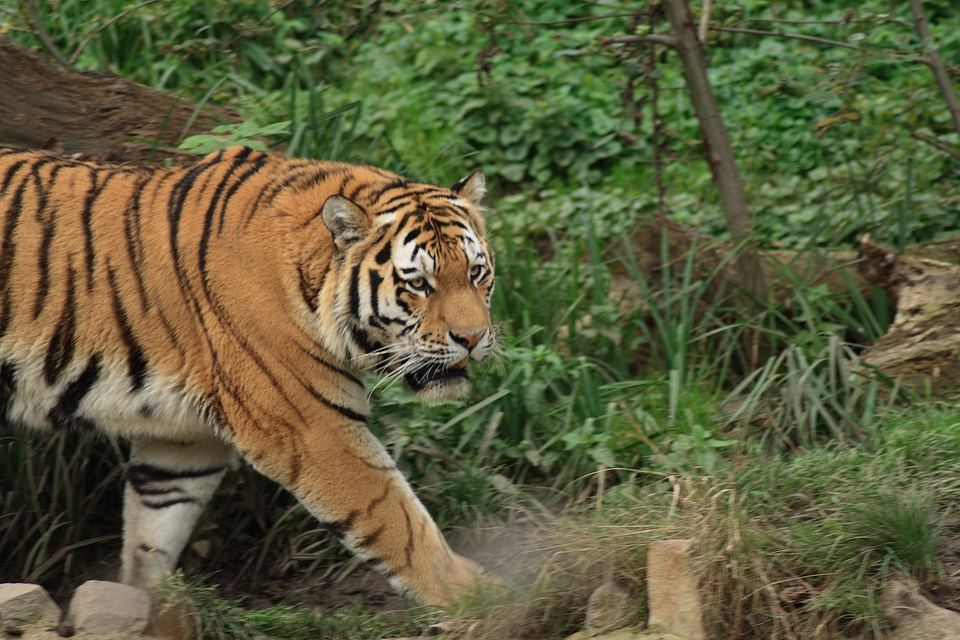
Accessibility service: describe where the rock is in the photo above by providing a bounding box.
[0,583,62,633]
[65,580,150,636]
[646,540,706,640]
[565,627,690,640]
[882,579,960,640]
[585,579,634,633]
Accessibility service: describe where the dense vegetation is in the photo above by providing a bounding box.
[2,0,960,638]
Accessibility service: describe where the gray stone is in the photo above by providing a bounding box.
[882,579,960,640]
[0,583,62,633]
[565,627,690,640]
[66,580,150,636]
[646,539,706,640]
[585,579,634,633]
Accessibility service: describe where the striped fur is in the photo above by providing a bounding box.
[0,145,495,605]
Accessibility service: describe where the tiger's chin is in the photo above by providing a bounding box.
[404,360,472,402]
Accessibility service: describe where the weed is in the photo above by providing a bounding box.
[152,572,429,640]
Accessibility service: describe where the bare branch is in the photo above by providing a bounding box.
[508,13,642,27]
[909,129,960,162]
[739,16,915,30]
[698,0,712,45]
[19,0,67,66]
[908,0,960,139]
[600,34,679,48]
[712,26,929,66]
[714,26,863,51]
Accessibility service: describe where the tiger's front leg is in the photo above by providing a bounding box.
[240,418,481,607]
[121,436,237,589]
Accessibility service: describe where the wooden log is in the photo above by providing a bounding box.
[609,213,869,308]
[0,37,238,164]
[858,237,960,394]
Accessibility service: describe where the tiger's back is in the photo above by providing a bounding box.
[0,145,495,606]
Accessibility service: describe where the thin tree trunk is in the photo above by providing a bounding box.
[660,0,764,297]
[909,0,960,138]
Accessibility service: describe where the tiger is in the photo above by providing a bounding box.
[0,144,496,607]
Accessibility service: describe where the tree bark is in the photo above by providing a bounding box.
[0,37,238,164]
[858,237,960,395]
[909,0,960,139]
[660,0,765,299]
[609,214,870,311]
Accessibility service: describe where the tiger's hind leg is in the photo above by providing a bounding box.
[120,436,238,589]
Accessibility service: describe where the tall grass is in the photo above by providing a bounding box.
[447,407,960,640]
[0,431,124,593]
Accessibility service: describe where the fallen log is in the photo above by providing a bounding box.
[858,237,960,394]
[0,37,238,164]
[608,212,870,310]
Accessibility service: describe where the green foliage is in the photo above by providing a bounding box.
[464,407,960,640]
[722,335,900,453]
[153,572,429,640]
[179,120,292,154]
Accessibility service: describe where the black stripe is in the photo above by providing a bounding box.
[140,497,199,509]
[374,240,392,265]
[368,270,384,318]
[47,355,102,428]
[26,157,57,221]
[127,462,226,485]
[44,264,77,385]
[350,326,378,355]
[107,266,149,390]
[296,344,363,386]
[121,172,155,313]
[198,146,255,277]
[379,188,423,210]
[357,525,385,549]
[214,148,265,234]
[401,503,415,569]
[394,287,412,316]
[80,169,120,290]
[0,360,17,419]
[303,382,368,423]
[0,160,31,337]
[168,157,221,266]
[393,209,417,232]
[33,197,58,319]
[324,509,359,539]
[0,158,30,196]
[299,263,320,311]
[349,263,363,318]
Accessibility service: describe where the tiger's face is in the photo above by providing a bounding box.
[321,171,495,401]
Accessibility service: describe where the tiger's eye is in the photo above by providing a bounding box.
[469,265,482,279]
[409,276,427,290]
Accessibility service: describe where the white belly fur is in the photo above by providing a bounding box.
[2,345,216,441]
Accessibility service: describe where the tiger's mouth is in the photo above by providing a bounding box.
[404,358,470,394]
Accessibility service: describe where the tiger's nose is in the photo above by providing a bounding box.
[451,328,487,351]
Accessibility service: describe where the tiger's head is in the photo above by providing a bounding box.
[319,170,495,401]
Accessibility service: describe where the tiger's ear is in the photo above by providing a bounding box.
[451,170,486,207]
[322,195,368,250]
